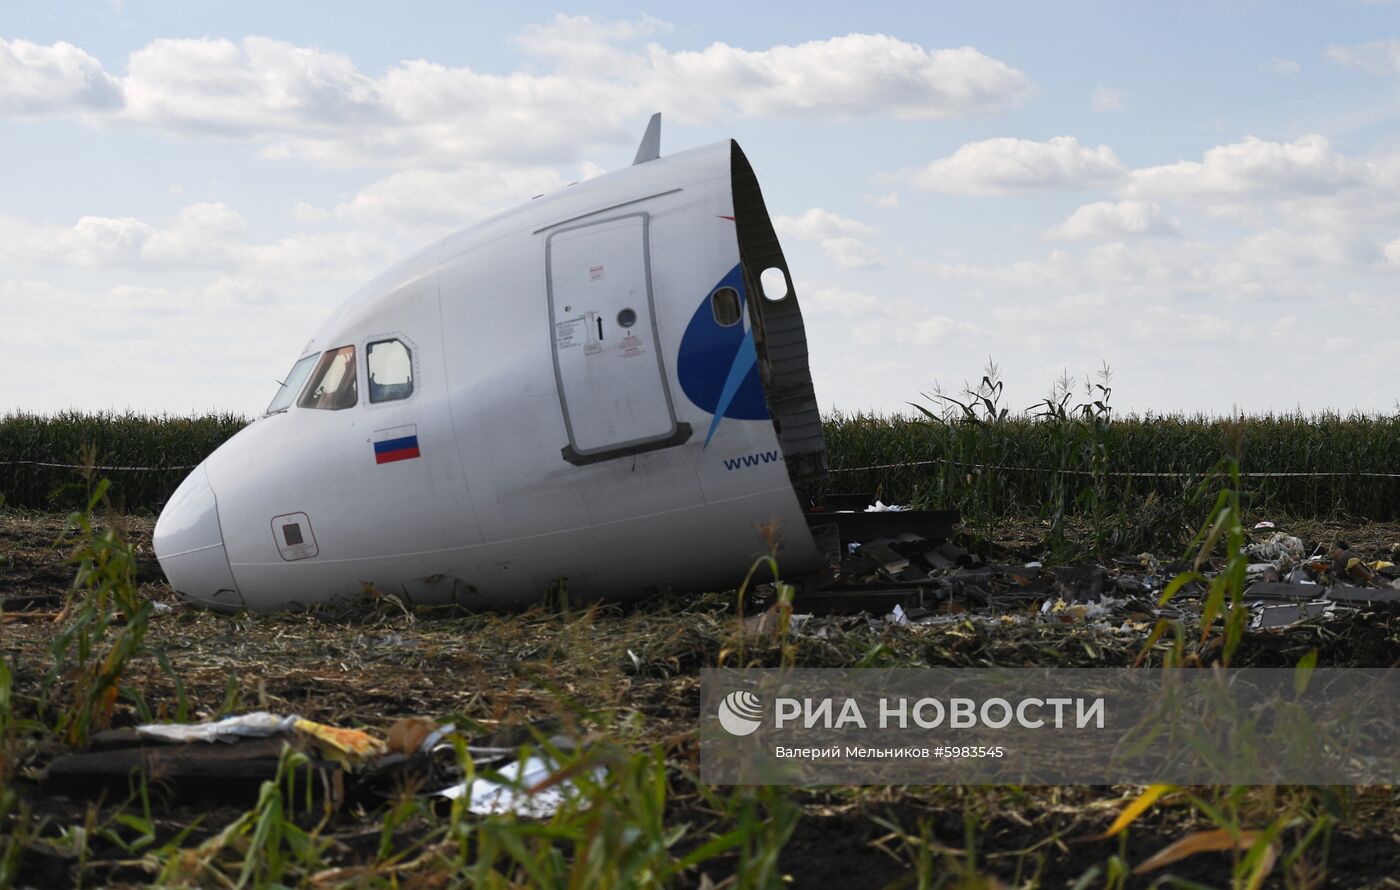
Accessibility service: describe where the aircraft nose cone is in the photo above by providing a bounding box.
[153,464,243,611]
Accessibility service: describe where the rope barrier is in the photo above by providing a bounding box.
[828,457,1400,480]
[0,460,199,472]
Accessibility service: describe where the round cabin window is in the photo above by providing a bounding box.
[617,308,637,328]
[711,287,741,326]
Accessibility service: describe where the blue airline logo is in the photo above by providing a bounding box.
[675,264,769,448]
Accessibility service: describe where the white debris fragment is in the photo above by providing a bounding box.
[436,755,605,818]
[136,712,298,744]
[1079,596,1125,619]
[1245,533,1305,561]
[1039,596,1126,621]
[864,501,909,512]
[420,723,456,753]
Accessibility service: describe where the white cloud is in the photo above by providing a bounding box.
[1266,57,1301,76]
[0,36,121,114]
[859,313,980,348]
[140,202,248,267]
[329,165,567,227]
[650,36,1030,122]
[515,12,674,74]
[0,202,394,280]
[774,208,883,269]
[240,231,396,282]
[0,25,1032,168]
[291,201,330,224]
[1381,235,1400,265]
[1046,200,1181,240]
[1,275,342,413]
[1091,85,1126,113]
[913,234,1327,304]
[0,214,153,266]
[864,192,900,208]
[1326,38,1400,76]
[120,36,387,138]
[1126,306,1234,343]
[902,136,1125,194]
[1126,135,1365,200]
[535,12,674,41]
[773,208,876,240]
[799,284,982,348]
[1237,227,1361,267]
[820,236,886,269]
[803,286,880,316]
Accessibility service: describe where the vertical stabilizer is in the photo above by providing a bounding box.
[631,113,661,165]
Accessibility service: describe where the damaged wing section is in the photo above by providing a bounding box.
[731,141,828,486]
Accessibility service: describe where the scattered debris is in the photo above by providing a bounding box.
[436,751,606,818]
[44,708,595,819]
[1245,533,1305,562]
[791,497,1399,636]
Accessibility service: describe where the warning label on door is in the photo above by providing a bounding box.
[621,333,645,358]
[555,317,585,350]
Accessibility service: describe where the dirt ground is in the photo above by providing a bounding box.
[2,511,1398,887]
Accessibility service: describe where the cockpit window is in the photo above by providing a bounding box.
[367,339,414,403]
[265,354,319,415]
[298,345,358,410]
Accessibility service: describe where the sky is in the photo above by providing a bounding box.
[3,1,1399,419]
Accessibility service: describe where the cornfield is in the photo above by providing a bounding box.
[823,410,1400,522]
[0,411,247,513]
[1,407,1397,519]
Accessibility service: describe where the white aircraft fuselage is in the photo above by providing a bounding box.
[153,134,829,611]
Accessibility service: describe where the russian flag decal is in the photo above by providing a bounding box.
[373,424,421,464]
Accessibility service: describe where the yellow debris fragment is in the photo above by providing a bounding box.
[294,718,387,767]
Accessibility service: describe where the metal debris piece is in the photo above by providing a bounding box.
[1243,581,1315,601]
[1254,602,1331,629]
[1245,580,1400,606]
[822,492,877,511]
[859,540,910,575]
[1325,587,1400,605]
[44,735,312,805]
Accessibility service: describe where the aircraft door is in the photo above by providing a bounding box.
[546,213,690,464]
